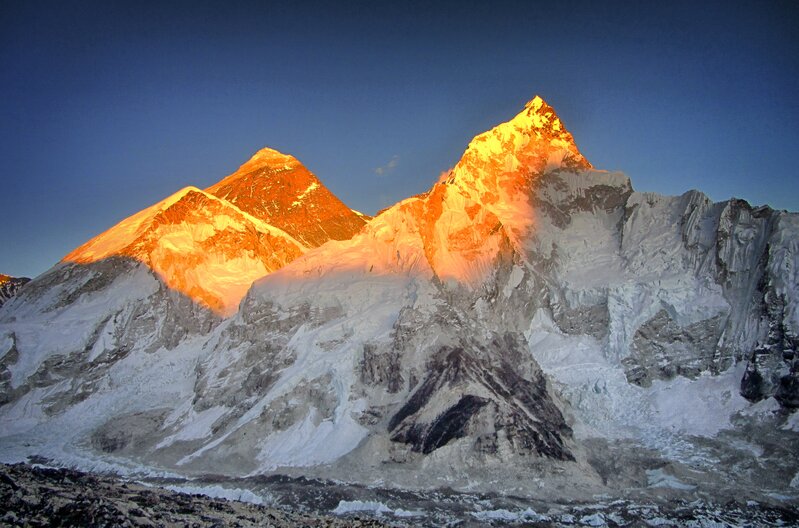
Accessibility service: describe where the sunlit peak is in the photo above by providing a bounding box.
[237,146,301,174]
[525,95,546,112]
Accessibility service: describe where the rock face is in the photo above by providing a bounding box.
[0,96,797,496]
[0,274,29,307]
[206,147,369,248]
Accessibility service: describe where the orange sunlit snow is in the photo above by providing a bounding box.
[253,96,594,289]
[63,187,305,316]
[63,96,591,314]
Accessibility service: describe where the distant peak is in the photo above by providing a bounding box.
[237,146,301,174]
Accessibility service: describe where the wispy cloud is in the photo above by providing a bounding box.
[374,155,399,176]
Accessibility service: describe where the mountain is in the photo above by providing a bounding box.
[63,186,305,316]
[206,147,369,248]
[60,146,369,315]
[0,274,30,307]
[0,147,365,447]
[0,97,797,503]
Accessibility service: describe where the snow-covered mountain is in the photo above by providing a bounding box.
[64,186,306,316]
[0,274,29,307]
[0,96,797,501]
[0,147,366,443]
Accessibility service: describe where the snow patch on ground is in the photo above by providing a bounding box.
[332,500,424,518]
[579,512,606,526]
[164,484,267,505]
[254,409,367,470]
[471,507,547,522]
[782,410,799,432]
[156,406,229,449]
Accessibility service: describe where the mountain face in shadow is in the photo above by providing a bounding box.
[0,274,29,308]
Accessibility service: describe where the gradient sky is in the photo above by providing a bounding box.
[2,0,798,278]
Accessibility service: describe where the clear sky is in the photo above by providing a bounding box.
[2,0,797,278]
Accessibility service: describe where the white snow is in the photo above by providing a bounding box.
[646,517,675,526]
[471,508,547,522]
[333,500,392,515]
[646,366,749,437]
[503,265,525,297]
[254,409,367,470]
[4,264,159,389]
[579,512,606,526]
[332,500,424,517]
[156,406,229,449]
[739,396,781,416]
[164,484,266,505]
[525,308,750,444]
[291,181,319,206]
[782,410,799,432]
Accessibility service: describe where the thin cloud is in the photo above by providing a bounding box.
[374,155,399,176]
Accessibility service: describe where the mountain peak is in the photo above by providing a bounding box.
[524,94,546,112]
[63,187,304,315]
[236,146,301,175]
[206,148,368,248]
[508,95,588,164]
[450,96,592,192]
[519,95,565,132]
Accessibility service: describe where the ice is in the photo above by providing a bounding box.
[332,500,390,515]
[471,508,547,522]
[645,366,749,437]
[782,410,799,432]
[155,406,229,449]
[646,518,675,526]
[164,484,266,505]
[646,469,696,490]
[579,512,606,526]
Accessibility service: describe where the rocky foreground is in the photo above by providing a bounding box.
[0,464,388,527]
[1,463,798,527]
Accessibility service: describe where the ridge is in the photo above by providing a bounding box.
[62,187,305,315]
[206,147,368,247]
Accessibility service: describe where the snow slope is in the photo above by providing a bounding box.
[64,186,305,316]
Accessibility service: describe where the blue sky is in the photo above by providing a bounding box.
[1,1,797,277]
